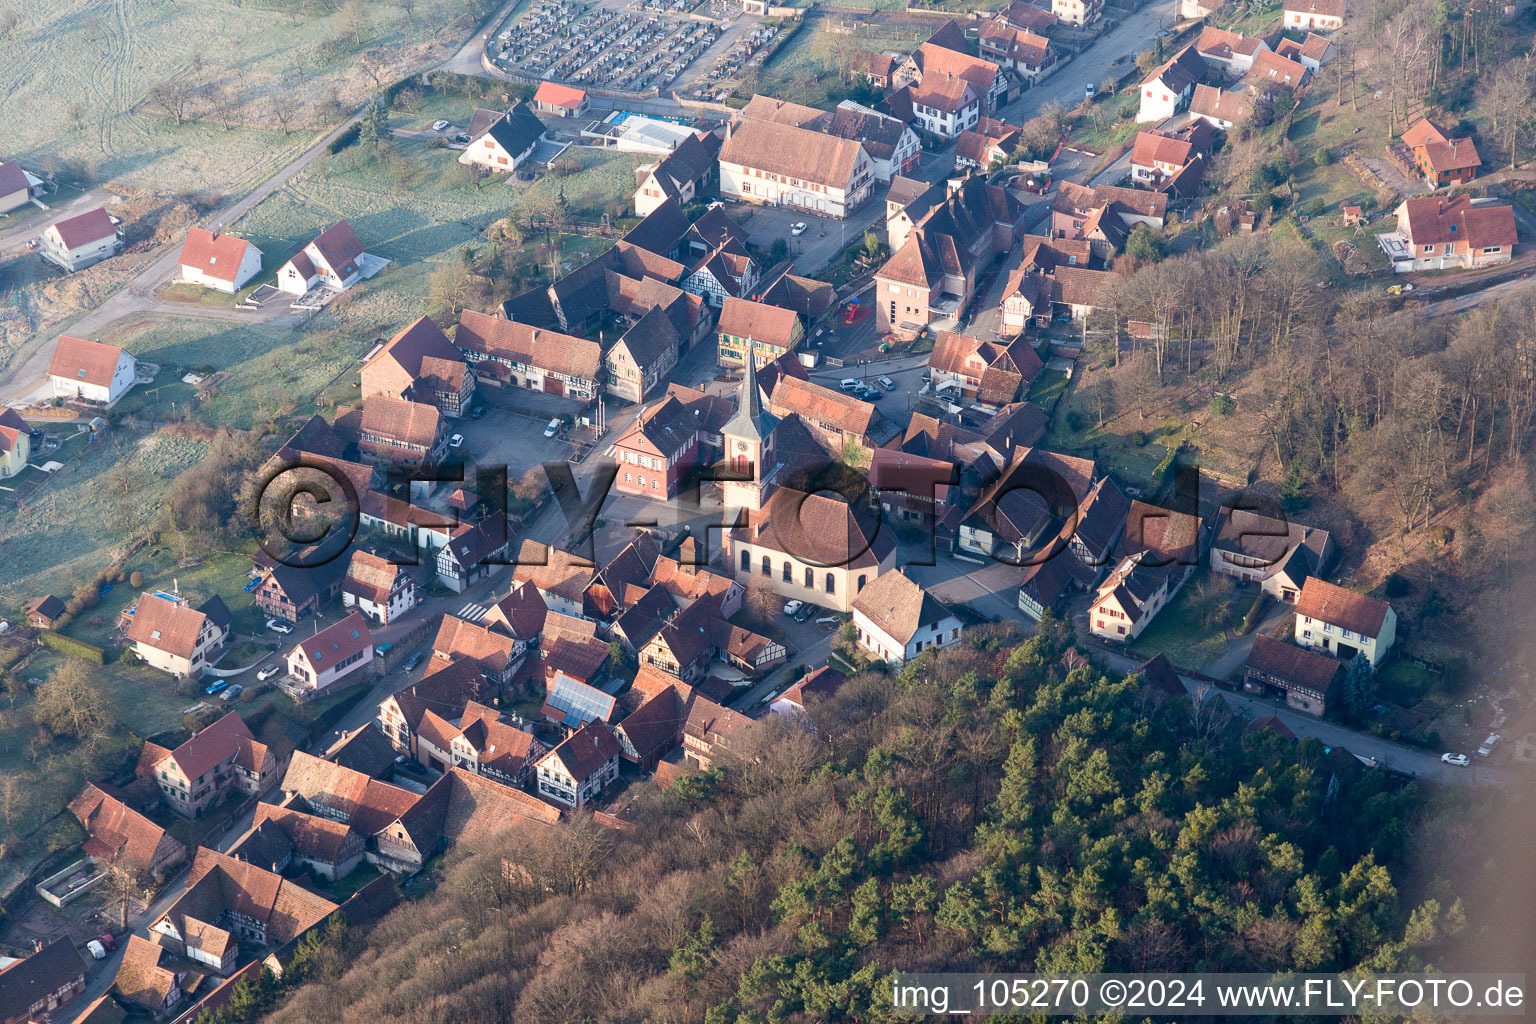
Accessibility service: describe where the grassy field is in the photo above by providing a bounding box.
[0,0,491,195]
[236,137,643,268]
[0,429,210,606]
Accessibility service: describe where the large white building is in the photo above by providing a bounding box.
[718,118,874,220]
[285,612,376,697]
[47,334,139,406]
[1137,46,1207,123]
[457,102,547,174]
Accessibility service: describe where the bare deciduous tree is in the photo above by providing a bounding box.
[148,78,194,124]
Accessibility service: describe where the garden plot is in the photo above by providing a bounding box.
[0,0,484,195]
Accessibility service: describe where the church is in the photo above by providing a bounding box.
[719,357,897,614]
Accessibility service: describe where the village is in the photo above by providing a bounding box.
[2,0,1536,1018]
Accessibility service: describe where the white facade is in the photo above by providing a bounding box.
[277,241,361,296]
[1283,6,1343,30]
[179,246,262,293]
[914,92,980,140]
[286,640,374,696]
[1138,73,1196,123]
[51,350,138,406]
[133,620,229,680]
[852,608,962,667]
[718,148,875,221]
[39,221,122,272]
[536,752,618,808]
[1295,606,1397,667]
[457,132,538,174]
[342,577,417,625]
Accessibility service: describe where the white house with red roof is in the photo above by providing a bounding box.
[277,219,372,296]
[0,407,30,478]
[47,334,139,405]
[532,81,590,117]
[38,206,122,271]
[285,611,375,698]
[176,228,263,293]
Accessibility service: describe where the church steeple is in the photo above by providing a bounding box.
[721,348,777,443]
[720,351,779,513]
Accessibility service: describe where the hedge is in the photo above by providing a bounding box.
[39,631,106,664]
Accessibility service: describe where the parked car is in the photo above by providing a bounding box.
[920,371,932,383]
[403,651,424,672]
[1478,733,1501,756]
[97,932,117,952]
[1084,83,1095,98]
[453,133,471,144]
[877,376,895,391]
[432,119,451,131]
[257,664,281,682]
[839,378,861,392]
[791,222,807,236]
[266,618,293,635]
[794,603,815,622]
[449,433,465,449]
[783,599,804,616]
[857,385,882,401]
[204,679,228,695]
[86,940,107,960]
[544,418,562,437]
[1441,752,1471,766]
[220,684,244,701]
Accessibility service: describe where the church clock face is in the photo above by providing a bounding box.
[737,441,748,451]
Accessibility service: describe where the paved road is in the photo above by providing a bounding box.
[1094,644,1517,788]
[439,0,521,75]
[0,110,366,408]
[999,0,1179,124]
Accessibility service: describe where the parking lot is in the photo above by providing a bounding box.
[454,405,581,484]
[490,0,721,92]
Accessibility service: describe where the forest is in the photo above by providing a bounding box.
[219,622,1476,1024]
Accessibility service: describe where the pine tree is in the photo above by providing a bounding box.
[1345,653,1375,714]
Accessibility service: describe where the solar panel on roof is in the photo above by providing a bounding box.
[546,675,615,727]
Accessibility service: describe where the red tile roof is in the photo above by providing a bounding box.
[123,592,211,660]
[1296,578,1391,637]
[539,720,621,784]
[309,219,364,277]
[69,782,182,870]
[50,206,117,250]
[48,334,128,388]
[455,309,601,381]
[177,228,257,283]
[291,611,373,673]
[533,80,587,109]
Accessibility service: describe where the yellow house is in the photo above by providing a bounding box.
[0,407,30,477]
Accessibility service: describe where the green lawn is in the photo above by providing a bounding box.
[1127,571,1239,670]
[1027,368,1069,407]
